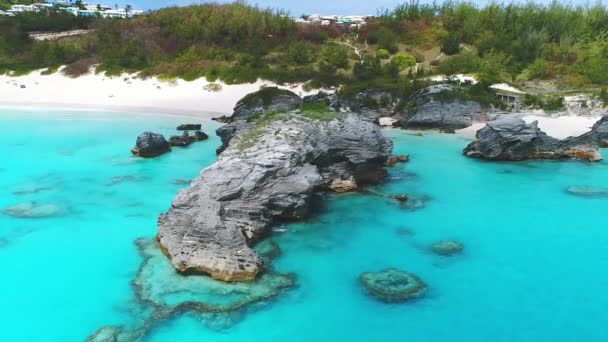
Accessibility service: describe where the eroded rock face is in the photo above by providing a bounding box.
[464,118,604,162]
[360,268,427,303]
[158,103,392,282]
[131,132,171,158]
[396,85,483,130]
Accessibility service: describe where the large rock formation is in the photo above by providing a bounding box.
[158,93,392,282]
[464,117,606,162]
[396,84,484,130]
[131,132,171,158]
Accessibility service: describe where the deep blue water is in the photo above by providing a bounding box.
[1,109,608,341]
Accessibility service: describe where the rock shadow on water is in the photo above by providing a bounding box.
[88,238,296,341]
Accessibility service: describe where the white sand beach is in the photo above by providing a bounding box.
[0,69,323,118]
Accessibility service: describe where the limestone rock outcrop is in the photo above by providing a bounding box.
[464,118,606,162]
[158,92,392,282]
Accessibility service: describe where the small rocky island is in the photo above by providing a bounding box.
[464,117,608,162]
[158,88,393,282]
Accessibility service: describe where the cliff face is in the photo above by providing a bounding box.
[464,117,608,162]
[158,89,392,282]
[395,85,484,130]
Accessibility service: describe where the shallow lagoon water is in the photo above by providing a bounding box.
[1,110,608,341]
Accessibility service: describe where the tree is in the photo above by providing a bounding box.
[353,55,381,80]
[319,42,349,69]
[125,4,132,18]
[441,32,461,55]
[285,41,312,65]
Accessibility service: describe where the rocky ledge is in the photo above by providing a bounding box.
[158,88,392,282]
[464,116,608,162]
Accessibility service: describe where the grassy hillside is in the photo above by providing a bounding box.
[4,1,608,100]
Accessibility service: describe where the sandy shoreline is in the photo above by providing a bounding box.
[1,70,604,139]
[0,69,322,118]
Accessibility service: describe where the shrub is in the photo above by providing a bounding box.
[319,42,349,69]
[391,54,416,70]
[376,49,390,59]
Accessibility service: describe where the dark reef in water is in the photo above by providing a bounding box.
[360,268,427,303]
[430,240,464,256]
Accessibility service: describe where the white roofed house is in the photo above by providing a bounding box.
[490,83,526,111]
[9,4,38,13]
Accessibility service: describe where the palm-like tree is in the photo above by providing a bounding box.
[125,4,132,18]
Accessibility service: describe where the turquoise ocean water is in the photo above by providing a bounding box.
[1,109,608,341]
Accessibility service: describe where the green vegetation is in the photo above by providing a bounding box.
[300,101,342,121]
[5,1,608,101]
[240,87,296,107]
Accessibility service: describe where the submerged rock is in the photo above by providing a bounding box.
[177,124,202,131]
[464,118,603,162]
[170,179,192,185]
[88,237,294,341]
[360,268,427,303]
[12,186,53,195]
[431,240,464,256]
[159,92,392,282]
[565,186,608,198]
[2,202,66,218]
[134,239,294,309]
[107,175,147,186]
[131,132,171,158]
